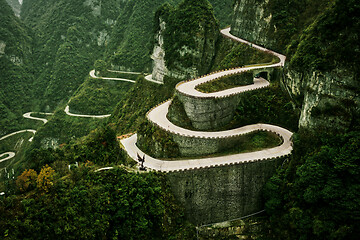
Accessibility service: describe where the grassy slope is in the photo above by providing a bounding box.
[68,77,133,115]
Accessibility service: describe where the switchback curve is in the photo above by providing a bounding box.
[89,70,136,83]
[0,129,37,163]
[1,112,52,162]
[0,129,37,141]
[23,112,53,124]
[121,28,293,172]
[64,105,111,118]
[0,152,16,163]
[63,69,137,118]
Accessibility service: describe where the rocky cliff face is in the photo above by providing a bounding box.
[231,0,275,49]
[151,0,219,82]
[150,19,168,83]
[231,0,359,133]
[297,69,359,132]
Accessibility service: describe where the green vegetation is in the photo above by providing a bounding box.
[5,0,21,16]
[209,0,234,28]
[156,0,219,76]
[264,130,360,240]
[167,95,194,130]
[21,0,121,111]
[0,132,34,172]
[228,81,299,132]
[139,126,281,160]
[211,37,279,71]
[69,77,132,115]
[93,59,108,77]
[0,166,195,239]
[262,0,332,53]
[137,121,180,159]
[101,71,143,81]
[106,0,181,72]
[110,76,180,135]
[0,0,36,134]
[187,131,281,160]
[106,0,232,71]
[2,0,358,238]
[1,124,196,239]
[24,110,108,164]
[195,71,254,93]
[290,0,360,73]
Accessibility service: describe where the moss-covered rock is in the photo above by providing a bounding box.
[151,0,219,82]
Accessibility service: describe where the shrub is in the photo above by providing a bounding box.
[16,169,38,192]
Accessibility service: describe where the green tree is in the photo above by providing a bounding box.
[264,131,360,239]
[94,59,108,77]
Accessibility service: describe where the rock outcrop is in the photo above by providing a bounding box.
[231,0,359,133]
[231,0,275,49]
[151,0,219,83]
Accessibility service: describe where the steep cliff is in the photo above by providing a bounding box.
[231,0,330,53]
[232,0,359,133]
[230,1,360,239]
[106,0,233,73]
[150,0,219,83]
[289,0,360,132]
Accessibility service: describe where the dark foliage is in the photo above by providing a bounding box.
[265,130,360,240]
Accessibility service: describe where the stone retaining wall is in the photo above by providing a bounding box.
[176,92,239,130]
[171,129,282,157]
[166,156,285,225]
[175,68,280,131]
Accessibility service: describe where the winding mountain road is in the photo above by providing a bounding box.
[1,69,138,162]
[1,112,53,163]
[0,129,37,141]
[90,70,136,83]
[64,69,139,118]
[0,129,37,163]
[0,152,16,163]
[121,28,292,172]
[145,74,163,85]
[107,69,142,75]
[64,105,111,118]
[23,112,53,124]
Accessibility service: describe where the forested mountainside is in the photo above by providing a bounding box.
[150,0,219,82]
[1,0,359,239]
[20,0,124,111]
[0,0,35,134]
[232,0,359,133]
[4,0,234,147]
[105,0,233,72]
[0,0,234,125]
[230,0,360,238]
[5,0,21,17]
